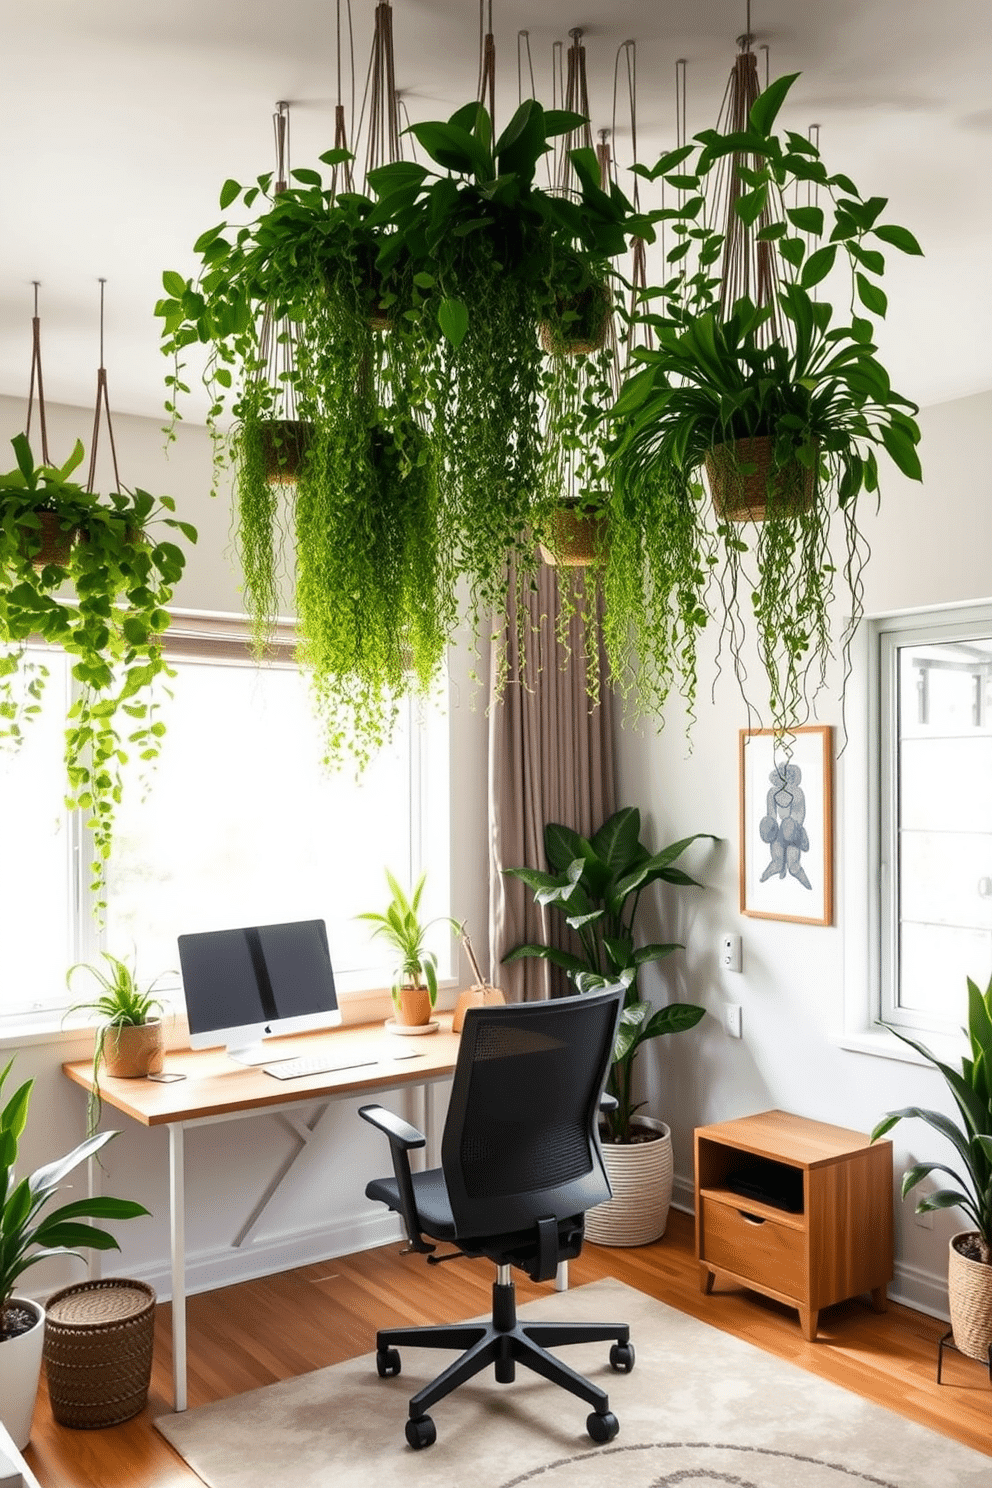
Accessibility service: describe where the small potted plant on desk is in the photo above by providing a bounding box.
[504,806,716,1245]
[872,974,992,1368]
[0,1059,148,1450]
[358,870,457,1032]
[66,954,171,1134]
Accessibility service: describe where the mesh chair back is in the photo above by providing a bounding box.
[440,988,622,1239]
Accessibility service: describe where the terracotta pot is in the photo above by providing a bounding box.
[100,1020,164,1079]
[948,1230,992,1362]
[704,435,816,522]
[584,1116,674,1247]
[393,986,433,1028]
[0,1297,45,1450]
[259,419,312,485]
[452,984,506,1034]
[538,506,608,568]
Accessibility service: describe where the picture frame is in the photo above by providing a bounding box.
[739,725,834,925]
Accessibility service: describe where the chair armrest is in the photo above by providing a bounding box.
[358,1104,434,1256]
[599,1092,618,1113]
[359,1104,426,1150]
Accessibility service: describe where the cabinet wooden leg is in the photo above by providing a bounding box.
[699,1264,715,1295]
[798,1306,819,1341]
[870,1285,888,1314]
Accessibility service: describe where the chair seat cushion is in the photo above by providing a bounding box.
[366,1167,457,1239]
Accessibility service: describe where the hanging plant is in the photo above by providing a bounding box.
[607,72,923,733]
[0,435,196,904]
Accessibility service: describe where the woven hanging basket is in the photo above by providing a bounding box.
[705,435,816,523]
[260,419,312,486]
[538,506,608,568]
[948,1231,992,1362]
[539,286,612,358]
[584,1117,674,1248]
[20,510,76,569]
[43,1279,156,1429]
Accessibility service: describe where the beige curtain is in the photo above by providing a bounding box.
[488,561,616,1002]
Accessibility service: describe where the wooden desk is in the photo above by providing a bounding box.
[63,1017,461,1411]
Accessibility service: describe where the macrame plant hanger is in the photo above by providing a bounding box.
[477,0,495,124]
[332,0,356,195]
[25,282,51,466]
[613,39,654,353]
[256,99,301,476]
[359,0,402,180]
[707,0,782,342]
[555,28,594,194]
[86,279,123,496]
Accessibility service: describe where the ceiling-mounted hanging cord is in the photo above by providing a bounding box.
[25,281,50,466]
[331,1,356,195]
[86,279,122,495]
[556,28,593,194]
[477,0,495,126]
[760,43,770,89]
[517,29,536,105]
[675,57,688,150]
[613,39,652,352]
[358,0,402,182]
[551,39,564,188]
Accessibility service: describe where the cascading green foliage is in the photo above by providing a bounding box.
[0,435,196,907]
[608,71,924,734]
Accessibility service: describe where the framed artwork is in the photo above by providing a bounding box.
[739,725,834,925]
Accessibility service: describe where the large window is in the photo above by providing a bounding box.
[875,604,992,1038]
[0,616,450,1025]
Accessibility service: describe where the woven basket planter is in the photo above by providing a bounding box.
[539,285,612,357]
[705,436,816,522]
[538,507,608,568]
[584,1117,674,1248]
[948,1231,992,1363]
[43,1279,156,1429]
[100,1020,164,1078]
[259,419,312,486]
[19,510,77,569]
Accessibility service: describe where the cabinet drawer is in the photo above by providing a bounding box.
[700,1196,806,1298]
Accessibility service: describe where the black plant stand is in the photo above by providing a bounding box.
[936,1330,992,1384]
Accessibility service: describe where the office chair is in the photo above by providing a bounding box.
[359,987,634,1450]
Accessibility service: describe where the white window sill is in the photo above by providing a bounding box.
[835,1023,968,1068]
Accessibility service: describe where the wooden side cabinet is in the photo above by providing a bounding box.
[695,1109,893,1341]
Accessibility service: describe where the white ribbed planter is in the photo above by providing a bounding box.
[585,1117,674,1247]
[948,1231,992,1362]
[0,1298,45,1450]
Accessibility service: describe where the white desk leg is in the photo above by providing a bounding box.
[169,1123,188,1412]
[555,1260,568,1292]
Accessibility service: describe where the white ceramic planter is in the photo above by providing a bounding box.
[585,1116,674,1247]
[0,1298,45,1451]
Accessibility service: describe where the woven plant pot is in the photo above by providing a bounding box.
[539,285,612,357]
[43,1279,156,1429]
[259,419,312,485]
[585,1116,674,1248]
[948,1231,992,1363]
[100,1020,164,1078]
[705,436,816,522]
[20,510,76,569]
[538,506,608,568]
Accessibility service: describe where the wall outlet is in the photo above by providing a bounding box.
[725,1003,743,1039]
[720,933,742,973]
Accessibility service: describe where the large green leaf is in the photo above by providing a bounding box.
[748,72,800,138]
[545,822,591,876]
[590,808,643,877]
[501,944,588,974]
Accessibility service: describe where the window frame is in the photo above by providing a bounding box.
[0,608,451,1033]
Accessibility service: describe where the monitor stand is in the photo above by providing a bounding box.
[226,1042,273,1067]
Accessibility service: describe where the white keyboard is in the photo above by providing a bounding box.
[263,1054,378,1081]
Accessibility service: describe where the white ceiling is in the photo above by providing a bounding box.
[3,0,990,427]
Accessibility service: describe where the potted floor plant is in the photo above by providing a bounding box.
[66,953,170,1134]
[358,870,457,1029]
[872,974,992,1364]
[503,806,715,1244]
[606,71,923,734]
[1,434,196,903]
[0,1059,148,1450]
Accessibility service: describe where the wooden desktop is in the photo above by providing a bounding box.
[63,1016,462,1412]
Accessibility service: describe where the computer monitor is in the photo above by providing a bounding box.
[177,918,341,1065]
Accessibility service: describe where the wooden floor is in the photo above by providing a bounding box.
[23,1209,992,1486]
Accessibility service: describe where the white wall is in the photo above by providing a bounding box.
[0,394,489,1303]
[619,389,992,1317]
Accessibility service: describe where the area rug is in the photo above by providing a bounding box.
[155,1278,990,1488]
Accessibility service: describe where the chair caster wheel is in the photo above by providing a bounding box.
[610,1341,635,1372]
[376,1347,401,1378]
[586,1410,619,1444]
[406,1415,437,1450]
